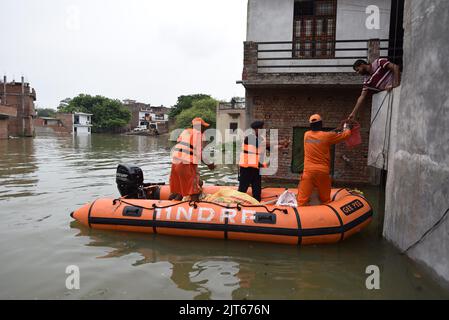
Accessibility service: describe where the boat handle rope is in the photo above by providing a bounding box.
[112,198,288,215]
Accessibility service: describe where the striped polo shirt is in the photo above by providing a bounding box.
[362,58,393,93]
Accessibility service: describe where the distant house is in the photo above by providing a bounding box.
[72,112,92,134]
[241,0,404,184]
[216,98,246,142]
[123,100,169,133]
[34,112,92,135]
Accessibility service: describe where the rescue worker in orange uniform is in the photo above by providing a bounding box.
[238,121,270,202]
[169,117,215,201]
[297,114,352,206]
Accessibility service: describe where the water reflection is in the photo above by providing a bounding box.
[1,134,449,299]
[0,138,39,200]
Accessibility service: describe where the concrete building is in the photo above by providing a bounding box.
[368,0,449,285]
[34,112,92,135]
[216,98,246,142]
[73,112,93,134]
[124,100,169,134]
[241,0,403,184]
[0,76,37,139]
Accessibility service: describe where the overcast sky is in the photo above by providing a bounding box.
[1,0,248,109]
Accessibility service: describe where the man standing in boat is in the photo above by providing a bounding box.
[169,117,215,201]
[238,121,270,202]
[297,114,352,206]
[348,58,401,120]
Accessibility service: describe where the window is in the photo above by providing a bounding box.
[293,0,337,59]
[74,115,79,124]
[291,127,335,174]
[229,122,238,133]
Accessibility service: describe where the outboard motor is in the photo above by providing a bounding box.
[116,163,146,199]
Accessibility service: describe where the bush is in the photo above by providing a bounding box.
[174,97,217,129]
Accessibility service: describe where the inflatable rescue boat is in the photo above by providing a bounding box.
[70,164,373,245]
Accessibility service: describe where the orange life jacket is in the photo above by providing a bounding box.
[239,135,268,169]
[172,128,202,164]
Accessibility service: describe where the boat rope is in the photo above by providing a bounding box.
[112,197,288,214]
[402,206,449,254]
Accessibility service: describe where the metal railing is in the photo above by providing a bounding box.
[218,102,245,110]
[256,39,402,72]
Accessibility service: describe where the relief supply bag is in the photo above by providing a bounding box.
[275,190,298,207]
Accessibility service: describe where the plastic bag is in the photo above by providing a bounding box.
[275,190,298,207]
[345,122,362,148]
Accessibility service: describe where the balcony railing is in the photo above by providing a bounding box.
[255,39,402,73]
[218,102,245,110]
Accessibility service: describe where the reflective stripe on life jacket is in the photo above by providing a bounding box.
[172,128,201,164]
[239,137,268,169]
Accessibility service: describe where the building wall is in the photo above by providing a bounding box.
[247,0,391,73]
[76,114,91,126]
[56,113,74,133]
[0,81,36,137]
[75,126,90,134]
[383,0,449,283]
[216,109,246,143]
[0,119,7,139]
[247,0,391,42]
[248,87,374,183]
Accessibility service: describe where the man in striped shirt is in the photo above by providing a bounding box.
[348,58,401,120]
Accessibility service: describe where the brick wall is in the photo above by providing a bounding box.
[0,82,36,137]
[247,87,375,184]
[55,113,73,132]
[0,119,7,139]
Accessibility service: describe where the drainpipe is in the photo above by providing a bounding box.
[368,39,381,63]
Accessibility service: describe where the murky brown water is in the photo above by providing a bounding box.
[0,134,448,299]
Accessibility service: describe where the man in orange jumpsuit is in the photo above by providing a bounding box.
[169,117,215,201]
[297,114,352,206]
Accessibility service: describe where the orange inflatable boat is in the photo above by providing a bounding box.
[71,164,373,245]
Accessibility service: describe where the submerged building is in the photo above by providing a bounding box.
[240,0,403,184]
[0,77,37,139]
[123,100,169,134]
[370,0,449,285]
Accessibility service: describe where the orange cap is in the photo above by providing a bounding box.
[192,117,210,127]
[309,114,322,123]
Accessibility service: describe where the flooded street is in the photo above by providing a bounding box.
[0,134,448,299]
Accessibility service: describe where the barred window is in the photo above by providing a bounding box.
[293,0,337,59]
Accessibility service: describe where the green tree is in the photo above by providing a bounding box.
[58,94,131,131]
[36,108,56,117]
[175,97,217,129]
[169,94,211,119]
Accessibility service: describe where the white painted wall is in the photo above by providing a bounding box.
[247,0,392,73]
[75,126,90,134]
[78,114,91,125]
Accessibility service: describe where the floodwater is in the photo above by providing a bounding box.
[0,134,448,300]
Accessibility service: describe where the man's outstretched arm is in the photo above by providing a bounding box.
[349,89,368,120]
